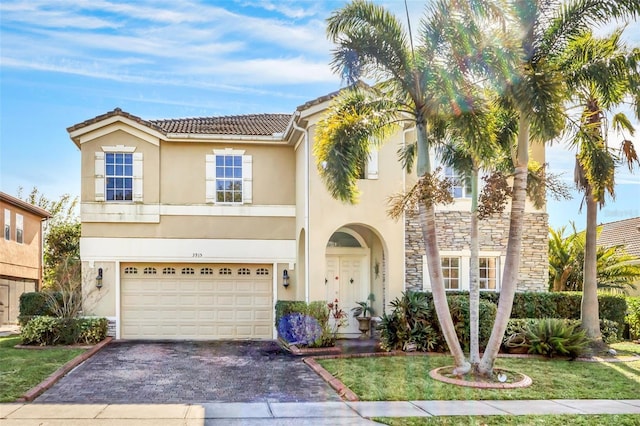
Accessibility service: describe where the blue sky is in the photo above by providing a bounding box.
[1,0,638,230]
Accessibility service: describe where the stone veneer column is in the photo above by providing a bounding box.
[404,211,548,292]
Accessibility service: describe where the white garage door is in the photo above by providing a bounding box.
[120,263,273,340]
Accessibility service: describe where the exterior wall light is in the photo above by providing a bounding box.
[96,268,103,289]
[282,269,289,288]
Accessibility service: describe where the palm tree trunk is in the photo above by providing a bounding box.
[478,115,529,376]
[416,119,469,374]
[469,166,480,366]
[419,202,470,374]
[581,186,602,341]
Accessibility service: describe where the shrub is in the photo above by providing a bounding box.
[598,319,621,344]
[525,318,590,358]
[77,317,108,344]
[18,292,62,325]
[274,300,335,347]
[21,316,107,346]
[445,296,497,352]
[277,313,323,346]
[626,297,640,340]
[379,291,439,352]
[275,300,308,326]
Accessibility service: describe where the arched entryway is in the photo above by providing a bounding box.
[325,226,384,337]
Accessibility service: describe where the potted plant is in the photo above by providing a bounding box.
[351,293,375,338]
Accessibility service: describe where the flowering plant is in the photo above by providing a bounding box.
[327,298,348,338]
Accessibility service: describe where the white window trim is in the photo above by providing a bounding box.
[16,214,23,244]
[422,251,503,292]
[96,146,142,203]
[206,148,252,205]
[4,209,10,241]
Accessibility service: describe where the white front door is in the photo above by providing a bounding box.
[325,253,369,336]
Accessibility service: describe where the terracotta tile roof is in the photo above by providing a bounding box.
[598,217,640,257]
[150,113,292,136]
[67,108,165,134]
[68,108,292,137]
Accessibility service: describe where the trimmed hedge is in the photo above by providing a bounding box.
[423,291,625,325]
[626,297,640,340]
[421,290,626,339]
[21,316,108,346]
[18,292,63,325]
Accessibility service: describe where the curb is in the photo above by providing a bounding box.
[303,357,359,401]
[18,337,113,402]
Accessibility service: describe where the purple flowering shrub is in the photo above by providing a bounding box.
[278,313,323,346]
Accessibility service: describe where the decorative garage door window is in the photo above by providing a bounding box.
[238,268,251,275]
[219,268,232,275]
[124,267,138,274]
[181,267,195,275]
[162,267,175,275]
[256,268,269,276]
[143,267,157,275]
[200,267,214,275]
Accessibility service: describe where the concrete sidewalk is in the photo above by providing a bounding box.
[2,400,640,425]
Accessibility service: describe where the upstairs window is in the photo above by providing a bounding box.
[106,152,133,201]
[16,214,23,244]
[216,155,242,203]
[4,209,10,241]
[444,166,471,198]
[95,147,142,203]
[205,149,252,204]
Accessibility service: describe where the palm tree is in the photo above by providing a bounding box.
[548,224,640,294]
[318,0,513,374]
[477,0,640,375]
[557,29,640,341]
[548,224,579,291]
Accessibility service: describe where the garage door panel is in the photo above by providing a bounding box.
[121,263,273,340]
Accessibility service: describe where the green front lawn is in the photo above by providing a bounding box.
[317,343,640,401]
[374,414,640,426]
[0,335,85,402]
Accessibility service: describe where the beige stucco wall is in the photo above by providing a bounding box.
[160,141,295,206]
[303,113,407,315]
[0,201,44,284]
[81,261,116,317]
[82,216,295,240]
[80,127,160,204]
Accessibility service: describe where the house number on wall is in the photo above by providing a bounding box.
[192,253,203,258]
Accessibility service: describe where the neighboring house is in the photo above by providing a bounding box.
[597,217,640,296]
[68,92,547,340]
[0,192,51,325]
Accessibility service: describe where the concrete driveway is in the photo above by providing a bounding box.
[34,340,342,404]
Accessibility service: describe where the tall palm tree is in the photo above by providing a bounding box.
[318,0,513,374]
[477,0,640,374]
[557,29,640,341]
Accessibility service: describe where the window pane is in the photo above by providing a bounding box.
[216,156,223,166]
[224,192,232,202]
[234,156,242,166]
[225,156,233,166]
[216,167,224,178]
[106,153,114,162]
[225,167,233,178]
[234,167,242,178]
[125,165,133,176]
[233,192,242,202]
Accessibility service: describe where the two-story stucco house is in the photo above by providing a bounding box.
[68,91,548,340]
[0,192,51,325]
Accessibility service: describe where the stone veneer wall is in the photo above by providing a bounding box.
[405,211,548,292]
